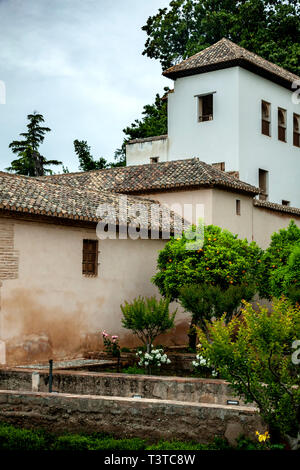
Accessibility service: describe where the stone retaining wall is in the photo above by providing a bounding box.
[0,390,262,445]
[0,368,249,406]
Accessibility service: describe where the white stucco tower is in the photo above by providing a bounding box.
[126,39,300,208]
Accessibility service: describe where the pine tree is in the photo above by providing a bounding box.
[7,111,61,176]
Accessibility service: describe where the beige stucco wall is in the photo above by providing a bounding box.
[252,206,300,249]
[0,217,187,363]
[140,188,300,249]
[140,188,213,226]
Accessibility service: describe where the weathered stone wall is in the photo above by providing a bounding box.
[0,368,250,406]
[0,390,263,444]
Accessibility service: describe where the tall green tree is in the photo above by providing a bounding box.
[7,112,61,176]
[74,139,109,171]
[142,0,300,74]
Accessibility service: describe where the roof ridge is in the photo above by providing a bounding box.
[163,38,299,85]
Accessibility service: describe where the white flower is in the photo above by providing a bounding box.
[166,359,171,364]
[212,370,218,377]
[144,361,149,366]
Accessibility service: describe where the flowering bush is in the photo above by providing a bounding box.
[102,331,120,358]
[192,354,218,378]
[136,347,171,371]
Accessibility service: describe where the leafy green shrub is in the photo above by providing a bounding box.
[122,365,147,375]
[258,220,300,301]
[52,434,92,451]
[120,347,131,353]
[146,437,229,450]
[179,283,255,338]
[0,423,47,450]
[93,437,146,451]
[197,298,300,448]
[52,434,146,451]
[153,224,262,300]
[121,296,176,349]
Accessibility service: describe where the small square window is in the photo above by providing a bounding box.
[82,239,98,276]
[282,200,290,206]
[198,94,213,122]
[236,199,241,216]
[150,156,159,164]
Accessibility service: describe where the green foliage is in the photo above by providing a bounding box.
[180,283,255,336]
[142,0,300,74]
[121,365,147,375]
[197,298,300,443]
[121,296,176,346]
[7,111,62,176]
[0,423,47,450]
[153,224,262,301]
[117,89,168,164]
[236,435,284,451]
[147,437,230,450]
[258,221,300,301]
[74,139,108,171]
[52,434,146,451]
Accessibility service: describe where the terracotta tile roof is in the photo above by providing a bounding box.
[41,158,260,195]
[253,199,300,216]
[163,38,299,89]
[0,172,184,233]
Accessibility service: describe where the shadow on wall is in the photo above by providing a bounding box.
[3,288,90,365]
[2,288,190,365]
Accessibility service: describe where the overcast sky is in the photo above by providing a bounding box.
[0,0,171,172]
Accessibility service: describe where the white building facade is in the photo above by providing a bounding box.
[126,39,300,208]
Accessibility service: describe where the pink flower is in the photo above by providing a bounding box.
[112,335,118,339]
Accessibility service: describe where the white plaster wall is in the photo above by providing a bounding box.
[238,67,300,207]
[126,138,169,166]
[167,67,240,171]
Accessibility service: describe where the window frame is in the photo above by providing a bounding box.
[277,107,287,143]
[261,100,271,137]
[258,169,269,201]
[293,113,300,148]
[82,239,99,276]
[196,92,215,122]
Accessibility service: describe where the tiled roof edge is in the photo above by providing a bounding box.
[253,199,300,216]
